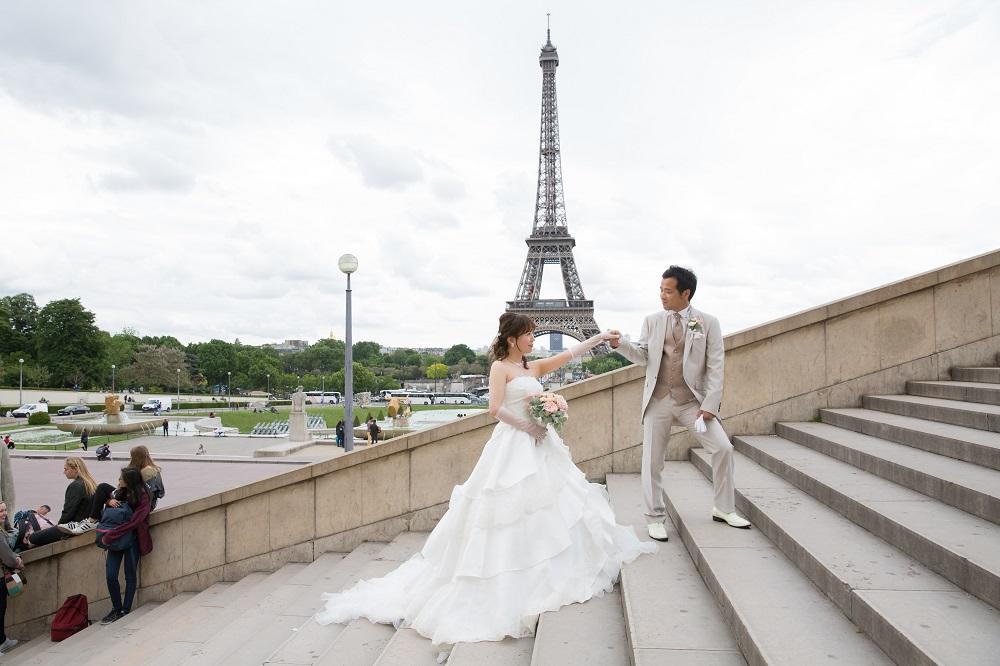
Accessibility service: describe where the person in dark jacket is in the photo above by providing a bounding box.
[0,501,25,654]
[28,457,97,547]
[99,467,153,624]
[335,420,345,447]
[80,429,89,451]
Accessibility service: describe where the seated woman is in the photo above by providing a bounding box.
[27,457,96,547]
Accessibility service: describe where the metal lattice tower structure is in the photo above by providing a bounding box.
[507,24,603,347]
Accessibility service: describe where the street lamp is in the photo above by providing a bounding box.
[338,253,358,452]
[321,374,325,403]
[227,371,232,409]
[176,369,181,405]
[266,373,270,398]
[111,364,116,394]
[18,358,24,406]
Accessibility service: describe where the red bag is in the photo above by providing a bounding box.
[51,594,90,641]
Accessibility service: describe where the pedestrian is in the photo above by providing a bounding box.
[335,420,345,448]
[161,419,168,437]
[196,440,206,455]
[3,435,12,450]
[366,417,379,445]
[0,501,25,654]
[80,429,89,451]
[28,457,97,547]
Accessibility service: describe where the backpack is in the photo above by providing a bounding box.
[51,594,90,641]
[95,503,135,551]
[146,472,165,501]
[14,511,42,551]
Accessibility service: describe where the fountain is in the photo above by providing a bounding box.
[56,395,164,436]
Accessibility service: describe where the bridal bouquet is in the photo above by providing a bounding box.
[528,392,569,433]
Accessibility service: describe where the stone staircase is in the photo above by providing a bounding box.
[665,356,1000,665]
[4,359,1000,665]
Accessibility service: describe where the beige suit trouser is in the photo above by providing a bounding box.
[642,394,736,517]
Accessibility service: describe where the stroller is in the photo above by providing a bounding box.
[95,443,112,461]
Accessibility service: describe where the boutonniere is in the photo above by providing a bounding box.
[687,316,705,336]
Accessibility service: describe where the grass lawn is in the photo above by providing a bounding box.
[189,404,476,434]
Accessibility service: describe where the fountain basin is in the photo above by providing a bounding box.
[56,416,165,436]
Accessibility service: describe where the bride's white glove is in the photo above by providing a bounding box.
[495,405,548,441]
[568,331,620,360]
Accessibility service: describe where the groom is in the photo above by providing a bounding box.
[611,266,750,542]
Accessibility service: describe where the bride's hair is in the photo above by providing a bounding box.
[490,313,535,369]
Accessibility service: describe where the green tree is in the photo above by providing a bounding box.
[119,345,190,391]
[582,352,632,376]
[352,341,382,366]
[443,344,476,365]
[426,362,449,392]
[35,298,106,387]
[329,363,377,393]
[188,339,237,389]
[0,293,39,355]
[104,328,141,371]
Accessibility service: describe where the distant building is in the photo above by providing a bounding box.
[379,346,447,356]
[265,339,309,354]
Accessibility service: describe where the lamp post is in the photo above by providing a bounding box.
[227,371,232,410]
[111,364,116,394]
[338,253,358,452]
[266,373,270,398]
[18,358,24,406]
[321,375,325,403]
[176,369,181,405]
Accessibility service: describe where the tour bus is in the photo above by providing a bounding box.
[386,391,435,405]
[305,391,342,404]
[433,392,473,405]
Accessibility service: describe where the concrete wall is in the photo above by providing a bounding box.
[8,249,1000,639]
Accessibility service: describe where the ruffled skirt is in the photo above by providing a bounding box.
[314,423,657,645]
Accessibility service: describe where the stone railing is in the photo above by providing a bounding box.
[8,249,999,638]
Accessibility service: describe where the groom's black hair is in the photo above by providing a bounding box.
[662,265,697,299]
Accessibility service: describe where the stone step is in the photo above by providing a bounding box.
[606,474,745,665]
[449,635,534,666]
[776,421,1000,524]
[952,367,1000,383]
[863,394,1000,432]
[12,593,197,666]
[733,435,1000,611]
[86,569,282,665]
[372,627,442,666]
[821,407,1000,471]
[528,588,627,666]
[657,463,892,665]
[691,448,1000,666]
[907,380,1000,406]
[263,544,385,664]
[314,533,430,666]
[174,553,353,666]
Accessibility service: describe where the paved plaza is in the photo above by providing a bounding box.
[8,433,346,519]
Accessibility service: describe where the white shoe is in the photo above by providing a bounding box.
[0,638,18,654]
[71,519,97,534]
[712,508,751,529]
[646,522,669,542]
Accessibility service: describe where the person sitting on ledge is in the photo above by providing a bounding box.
[27,457,96,547]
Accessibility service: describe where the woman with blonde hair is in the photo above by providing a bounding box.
[128,445,165,510]
[28,457,97,546]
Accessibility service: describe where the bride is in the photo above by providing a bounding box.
[315,312,657,645]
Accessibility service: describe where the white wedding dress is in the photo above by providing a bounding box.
[315,375,657,644]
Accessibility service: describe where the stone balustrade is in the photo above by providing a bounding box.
[8,248,1000,639]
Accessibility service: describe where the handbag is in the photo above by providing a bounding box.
[4,566,26,597]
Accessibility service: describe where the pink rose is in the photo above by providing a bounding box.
[554,395,568,410]
[543,401,559,413]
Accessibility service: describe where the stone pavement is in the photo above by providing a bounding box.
[8,433,345,519]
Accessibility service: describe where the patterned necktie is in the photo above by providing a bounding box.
[672,312,683,345]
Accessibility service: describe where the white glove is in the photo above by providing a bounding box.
[496,405,548,441]
[694,415,708,433]
[568,332,619,360]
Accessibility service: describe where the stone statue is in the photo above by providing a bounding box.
[291,386,306,413]
[104,394,121,415]
[387,397,400,418]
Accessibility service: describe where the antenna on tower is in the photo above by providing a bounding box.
[546,13,551,42]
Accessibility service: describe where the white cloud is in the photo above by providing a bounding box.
[0,1,997,349]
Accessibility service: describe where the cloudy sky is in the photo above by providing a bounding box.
[1,1,997,350]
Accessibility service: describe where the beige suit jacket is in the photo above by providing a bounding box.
[615,307,725,421]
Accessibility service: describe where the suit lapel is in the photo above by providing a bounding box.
[651,311,667,365]
[682,307,697,366]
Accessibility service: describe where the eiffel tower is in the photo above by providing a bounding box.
[506,24,602,349]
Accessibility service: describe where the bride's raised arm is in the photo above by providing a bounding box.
[529,332,618,377]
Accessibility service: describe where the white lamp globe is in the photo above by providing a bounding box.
[338,254,359,274]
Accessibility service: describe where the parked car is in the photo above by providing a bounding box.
[12,403,49,418]
[141,398,172,412]
[57,404,91,416]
